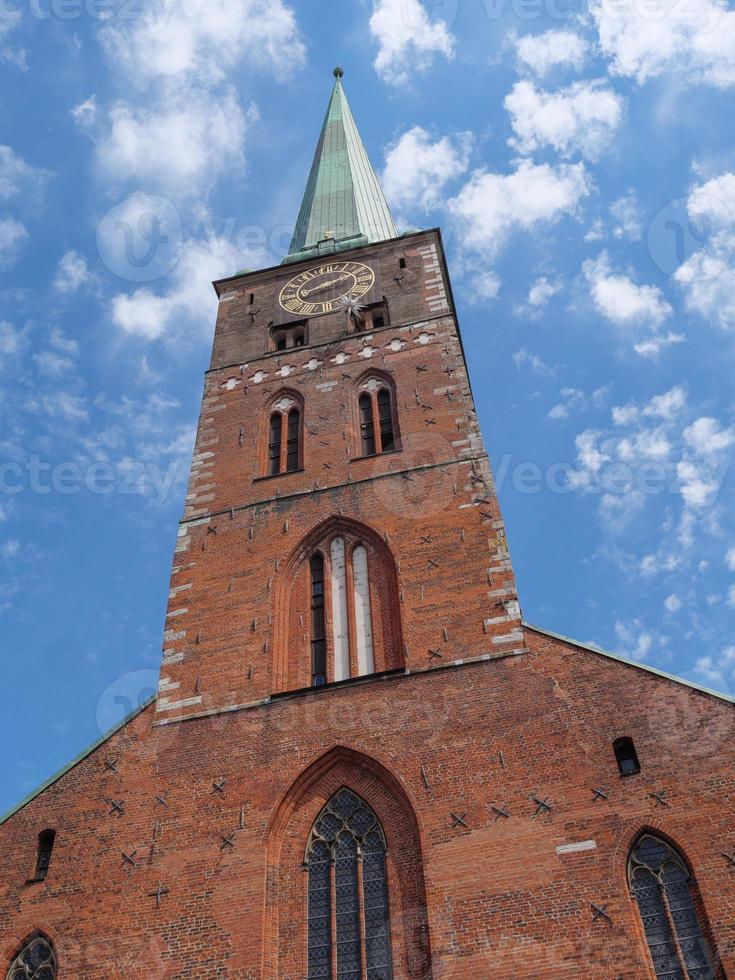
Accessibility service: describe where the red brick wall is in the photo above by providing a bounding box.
[158,229,522,725]
[1,232,731,977]
[0,627,732,978]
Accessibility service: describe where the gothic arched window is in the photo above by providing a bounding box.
[629,834,716,979]
[264,394,303,476]
[309,535,375,686]
[306,788,392,980]
[7,934,57,980]
[357,377,398,457]
[274,518,404,695]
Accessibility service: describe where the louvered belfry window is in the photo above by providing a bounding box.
[358,379,397,457]
[306,789,393,980]
[629,835,716,979]
[7,934,57,980]
[266,397,302,476]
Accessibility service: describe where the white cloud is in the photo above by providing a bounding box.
[664,593,681,612]
[0,145,50,200]
[0,320,22,357]
[610,191,642,240]
[32,328,79,376]
[382,127,470,213]
[682,416,735,456]
[591,0,735,88]
[71,96,97,129]
[110,232,266,342]
[2,539,20,559]
[512,348,553,376]
[97,89,253,194]
[370,0,454,84]
[633,332,685,357]
[548,385,608,420]
[515,30,588,76]
[449,159,591,259]
[674,171,735,330]
[614,619,654,661]
[643,386,687,420]
[725,546,735,570]
[527,277,560,308]
[676,459,721,508]
[0,216,28,268]
[583,251,672,329]
[517,276,562,317]
[99,0,305,86]
[505,79,624,161]
[55,250,92,293]
[729,585,735,608]
[33,351,75,377]
[474,271,501,300]
[28,391,88,422]
[695,645,735,685]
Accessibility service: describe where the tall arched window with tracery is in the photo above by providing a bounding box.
[264,394,303,476]
[7,933,57,980]
[306,788,393,980]
[308,534,376,686]
[274,519,404,695]
[629,834,717,979]
[357,377,398,457]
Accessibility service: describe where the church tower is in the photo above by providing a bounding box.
[0,70,732,980]
[154,68,523,725]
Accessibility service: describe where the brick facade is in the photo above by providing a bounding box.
[0,230,732,978]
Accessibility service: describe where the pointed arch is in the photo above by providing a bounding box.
[6,932,57,980]
[272,516,404,694]
[263,745,431,980]
[627,831,719,979]
[353,369,400,457]
[258,388,305,477]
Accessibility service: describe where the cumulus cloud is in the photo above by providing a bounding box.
[0,145,50,200]
[370,0,454,83]
[110,232,267,342]
[674,171,735,330]
[695,646,735,686]
[71,96,97,129]
[583,251,672,335]
[0,216,28,268]
[591,0,735,88]
[99,0,305,86]
[449,159,591,259]
[515,30,588,76]
[725,546,735,570]
[505,79,624,161]
[664,593,682,612]
[55,250,92,293]
[568,386,732,552]
[614,619,654,661]
[382,127,471,213]
[97,90,254,194]
[682,416,735,456]
[512,348,553,376]
[610,191,642,240]
[548,385,609,420]
[516,276,561,317]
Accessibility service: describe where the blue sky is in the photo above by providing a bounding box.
[1,0,734,813]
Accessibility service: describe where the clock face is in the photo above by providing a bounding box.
[278,261,375,317]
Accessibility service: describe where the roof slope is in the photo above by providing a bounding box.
[524,621,733,704]
[285,69,397,264]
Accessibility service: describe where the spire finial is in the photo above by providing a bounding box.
[333,66,344,79]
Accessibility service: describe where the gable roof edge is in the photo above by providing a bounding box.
[523,621,733,705]
[0,694,156,827]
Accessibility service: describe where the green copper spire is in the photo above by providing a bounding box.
[284,68,397,264]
